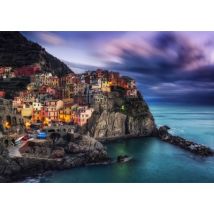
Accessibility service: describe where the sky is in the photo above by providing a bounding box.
[22,31,214,106]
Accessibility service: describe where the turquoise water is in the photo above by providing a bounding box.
[151,105,214,148]
[29,105,214,183]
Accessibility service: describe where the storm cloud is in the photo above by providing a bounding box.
[103,32,214,105]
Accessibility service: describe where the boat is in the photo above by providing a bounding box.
[117,155,133,163]
[37,132,47,139]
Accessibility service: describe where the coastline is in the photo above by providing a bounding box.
[0,135,112,183]
[1,124,214,183]
[12,155,112,183]
[1,123,214,183]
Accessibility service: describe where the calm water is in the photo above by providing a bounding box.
[25,105,214,183]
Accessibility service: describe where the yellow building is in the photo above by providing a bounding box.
[21,104,33,118]
[58,107,72,123]
[101,81,111,92]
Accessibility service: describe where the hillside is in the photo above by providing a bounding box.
[0,32,73,76]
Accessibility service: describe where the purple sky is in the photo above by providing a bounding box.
[22,31,214,105]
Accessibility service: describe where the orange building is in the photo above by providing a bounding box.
[32,107,46,123]
[108,71,120,86]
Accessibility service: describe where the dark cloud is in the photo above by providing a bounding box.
[105,32,214,105]
[153,32,205,68]
[109,32,205,73]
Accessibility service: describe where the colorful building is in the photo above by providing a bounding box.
[44,100,63,121]
[58,98,74,123]
[101,80,111,92]
[0,91,5,98]
[12,96,23,112]
[32,107,45,122]
[9,68,138,128]
[32,100,43,111]
[91,79,102,91]
[21,103,33,119]
[79,107,94,126]
[14,64,41,77]
[119,76,136,90]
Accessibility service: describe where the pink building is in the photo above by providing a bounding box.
[46,87,56,96]
[79,107,94,126]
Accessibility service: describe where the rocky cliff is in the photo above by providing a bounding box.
[0,135,110,182]
[0,32,73,76]
[83,90,157,139]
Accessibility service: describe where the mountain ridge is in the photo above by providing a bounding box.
[0,31,73,76]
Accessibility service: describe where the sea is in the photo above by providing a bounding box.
[24,105,214,183]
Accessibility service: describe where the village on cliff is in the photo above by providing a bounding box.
[0,65,137,133]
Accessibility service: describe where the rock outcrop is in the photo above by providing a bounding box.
[158,126,214,156]
[83,91,156,139]
[0,134,110,182]
[0,32,73,76]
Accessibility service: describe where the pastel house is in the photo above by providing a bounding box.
[32,100,43,111]
[44,100,64,121]
[79,107,94,126]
